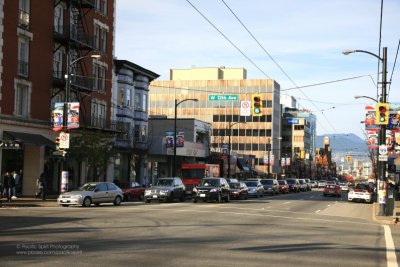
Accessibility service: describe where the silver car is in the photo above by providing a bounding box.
[57,182,124,207]
[144,177,186,203]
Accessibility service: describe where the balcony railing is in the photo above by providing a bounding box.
[18,10,30,29]
[18,60,29,77]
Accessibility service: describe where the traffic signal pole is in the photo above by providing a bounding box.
[378,47,388,216]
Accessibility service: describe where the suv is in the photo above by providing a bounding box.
[243,179,264,198]
[260,179,280,195]
[286,178,300,193]
[193,178,230,203]
[144,177,186,203]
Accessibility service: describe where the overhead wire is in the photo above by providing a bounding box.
[387,38,400,100]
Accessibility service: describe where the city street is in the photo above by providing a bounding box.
[1,190,399,267]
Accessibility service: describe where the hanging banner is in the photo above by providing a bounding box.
[67,102,80,129]
[51,102,64,132]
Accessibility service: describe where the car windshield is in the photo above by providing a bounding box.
[260,180,273,185]
[155,179,173,186]
[199,179,219,187]
[299,180,305,184]
[286,180,296,185]
[278,181,286,185]
[229,182,240,189]
[79,183,97,191]
[355,184,369,190]
[244,181,257,187]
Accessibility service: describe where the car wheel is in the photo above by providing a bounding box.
[225,193,230,203]
[113,196,122,206]
[82,197,92,207]
[139,193,144,201]
[61,204,69,207]
[168,193,174,203]
[180,192,186,202]
[193,198,198,203]
[145,199,151,203]
[217,194,222,203]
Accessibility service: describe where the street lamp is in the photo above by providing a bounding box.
[173,98,198,177]
[267,137,282,178]
[344,47,388,216]
[354,95,378,103]
[227,121,246,178]
[60,53,101,192]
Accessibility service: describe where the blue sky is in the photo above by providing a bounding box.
[115,0,400,139]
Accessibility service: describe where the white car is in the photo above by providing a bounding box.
[57,182,124,207]
[348,184,373,203]
[339,182,349,192]
[318,180,326,188]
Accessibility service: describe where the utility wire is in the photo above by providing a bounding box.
[185,0,271,79]
[387,38,400,100]
[219,0,349,145]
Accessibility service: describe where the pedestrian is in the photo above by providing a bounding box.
[35,173,47,200]
[13,171,20,196]
[2,172,14,201]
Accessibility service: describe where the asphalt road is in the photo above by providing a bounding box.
[1,190,399,267]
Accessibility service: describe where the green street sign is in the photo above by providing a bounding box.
[208,95,238,101]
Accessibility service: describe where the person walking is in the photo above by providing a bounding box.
[12,171,20,198]
[35,173,47,200]
[2,172,14,201]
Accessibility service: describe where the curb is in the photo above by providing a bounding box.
[372,202,397,225]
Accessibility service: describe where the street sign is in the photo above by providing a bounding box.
[208,95,238,101]
[287,118,299,125]
[240,101,251,116]
[378,145,388,155]
[59,132,70,149]
[379,155,388,161]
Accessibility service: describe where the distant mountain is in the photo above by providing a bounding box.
[316,133,368,153]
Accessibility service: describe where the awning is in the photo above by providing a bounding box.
[4,131,54,147]
[237,158,251,173]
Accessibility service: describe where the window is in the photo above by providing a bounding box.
[19,0,30,28]
[93,24,107,53]
[91,102,106,128]
[18,37,29,77]
[93,25,100,49]
[140,125,147,142]
[53,49,62,78]
[95,0,107,15]
[93,63,106,92]
[15,83,30,117]
[118,88,124,106]
[54,5,63,33]
[142,94,147,111]
[100,28,107,53]
[134,93,141,111]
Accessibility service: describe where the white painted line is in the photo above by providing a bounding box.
[383,225,398,267]
[284,202,291,205]
[315,210,321,213]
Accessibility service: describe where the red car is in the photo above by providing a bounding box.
[121,181,146,201]
[323,184,341,197]
[278,180,289,194]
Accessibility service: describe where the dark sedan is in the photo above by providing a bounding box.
[228,182,248,200]
[286,178,300,193]
[260,179,280,195]
[193,178,230,203]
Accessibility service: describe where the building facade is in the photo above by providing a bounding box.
[112,59,159,186]
[0,0,116,195]
[149,67,281,177]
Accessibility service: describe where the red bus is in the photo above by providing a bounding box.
[180,164,220,194]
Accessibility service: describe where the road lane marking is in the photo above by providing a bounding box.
[315,210,321,213]
[383,225,398,267]
[283,202,291,205]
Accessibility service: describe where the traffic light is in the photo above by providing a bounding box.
[55,137,60,150]
[376,103,389,125]
[252,94,262,116]
[346,155,351,163]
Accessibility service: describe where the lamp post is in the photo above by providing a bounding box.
[227,122,246,178]
[354,95,378,103]
[173,98,198,177]
[344,47,387,216]
[61,53,101,192]
[267,137,282,178]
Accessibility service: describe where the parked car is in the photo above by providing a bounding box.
[144,177,186,203]
[339,182,349,192]
[304,178,312,191]
[260,179,280,195]
[121,181,145,201]
[193,178,230,203]
[226,178,239,183]
[348,183,373,203]
[57,182,123,207]
[323,184,341,197]
[286,178,300,193]
[278,180,289,194]
[298,179,308,192]
[228,182,248,200]
[243,180,264,198]
[310,180,318,188]
[318,180,327,188]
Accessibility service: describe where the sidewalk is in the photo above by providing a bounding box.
[0,196,58,208]
[372,202,400,225]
